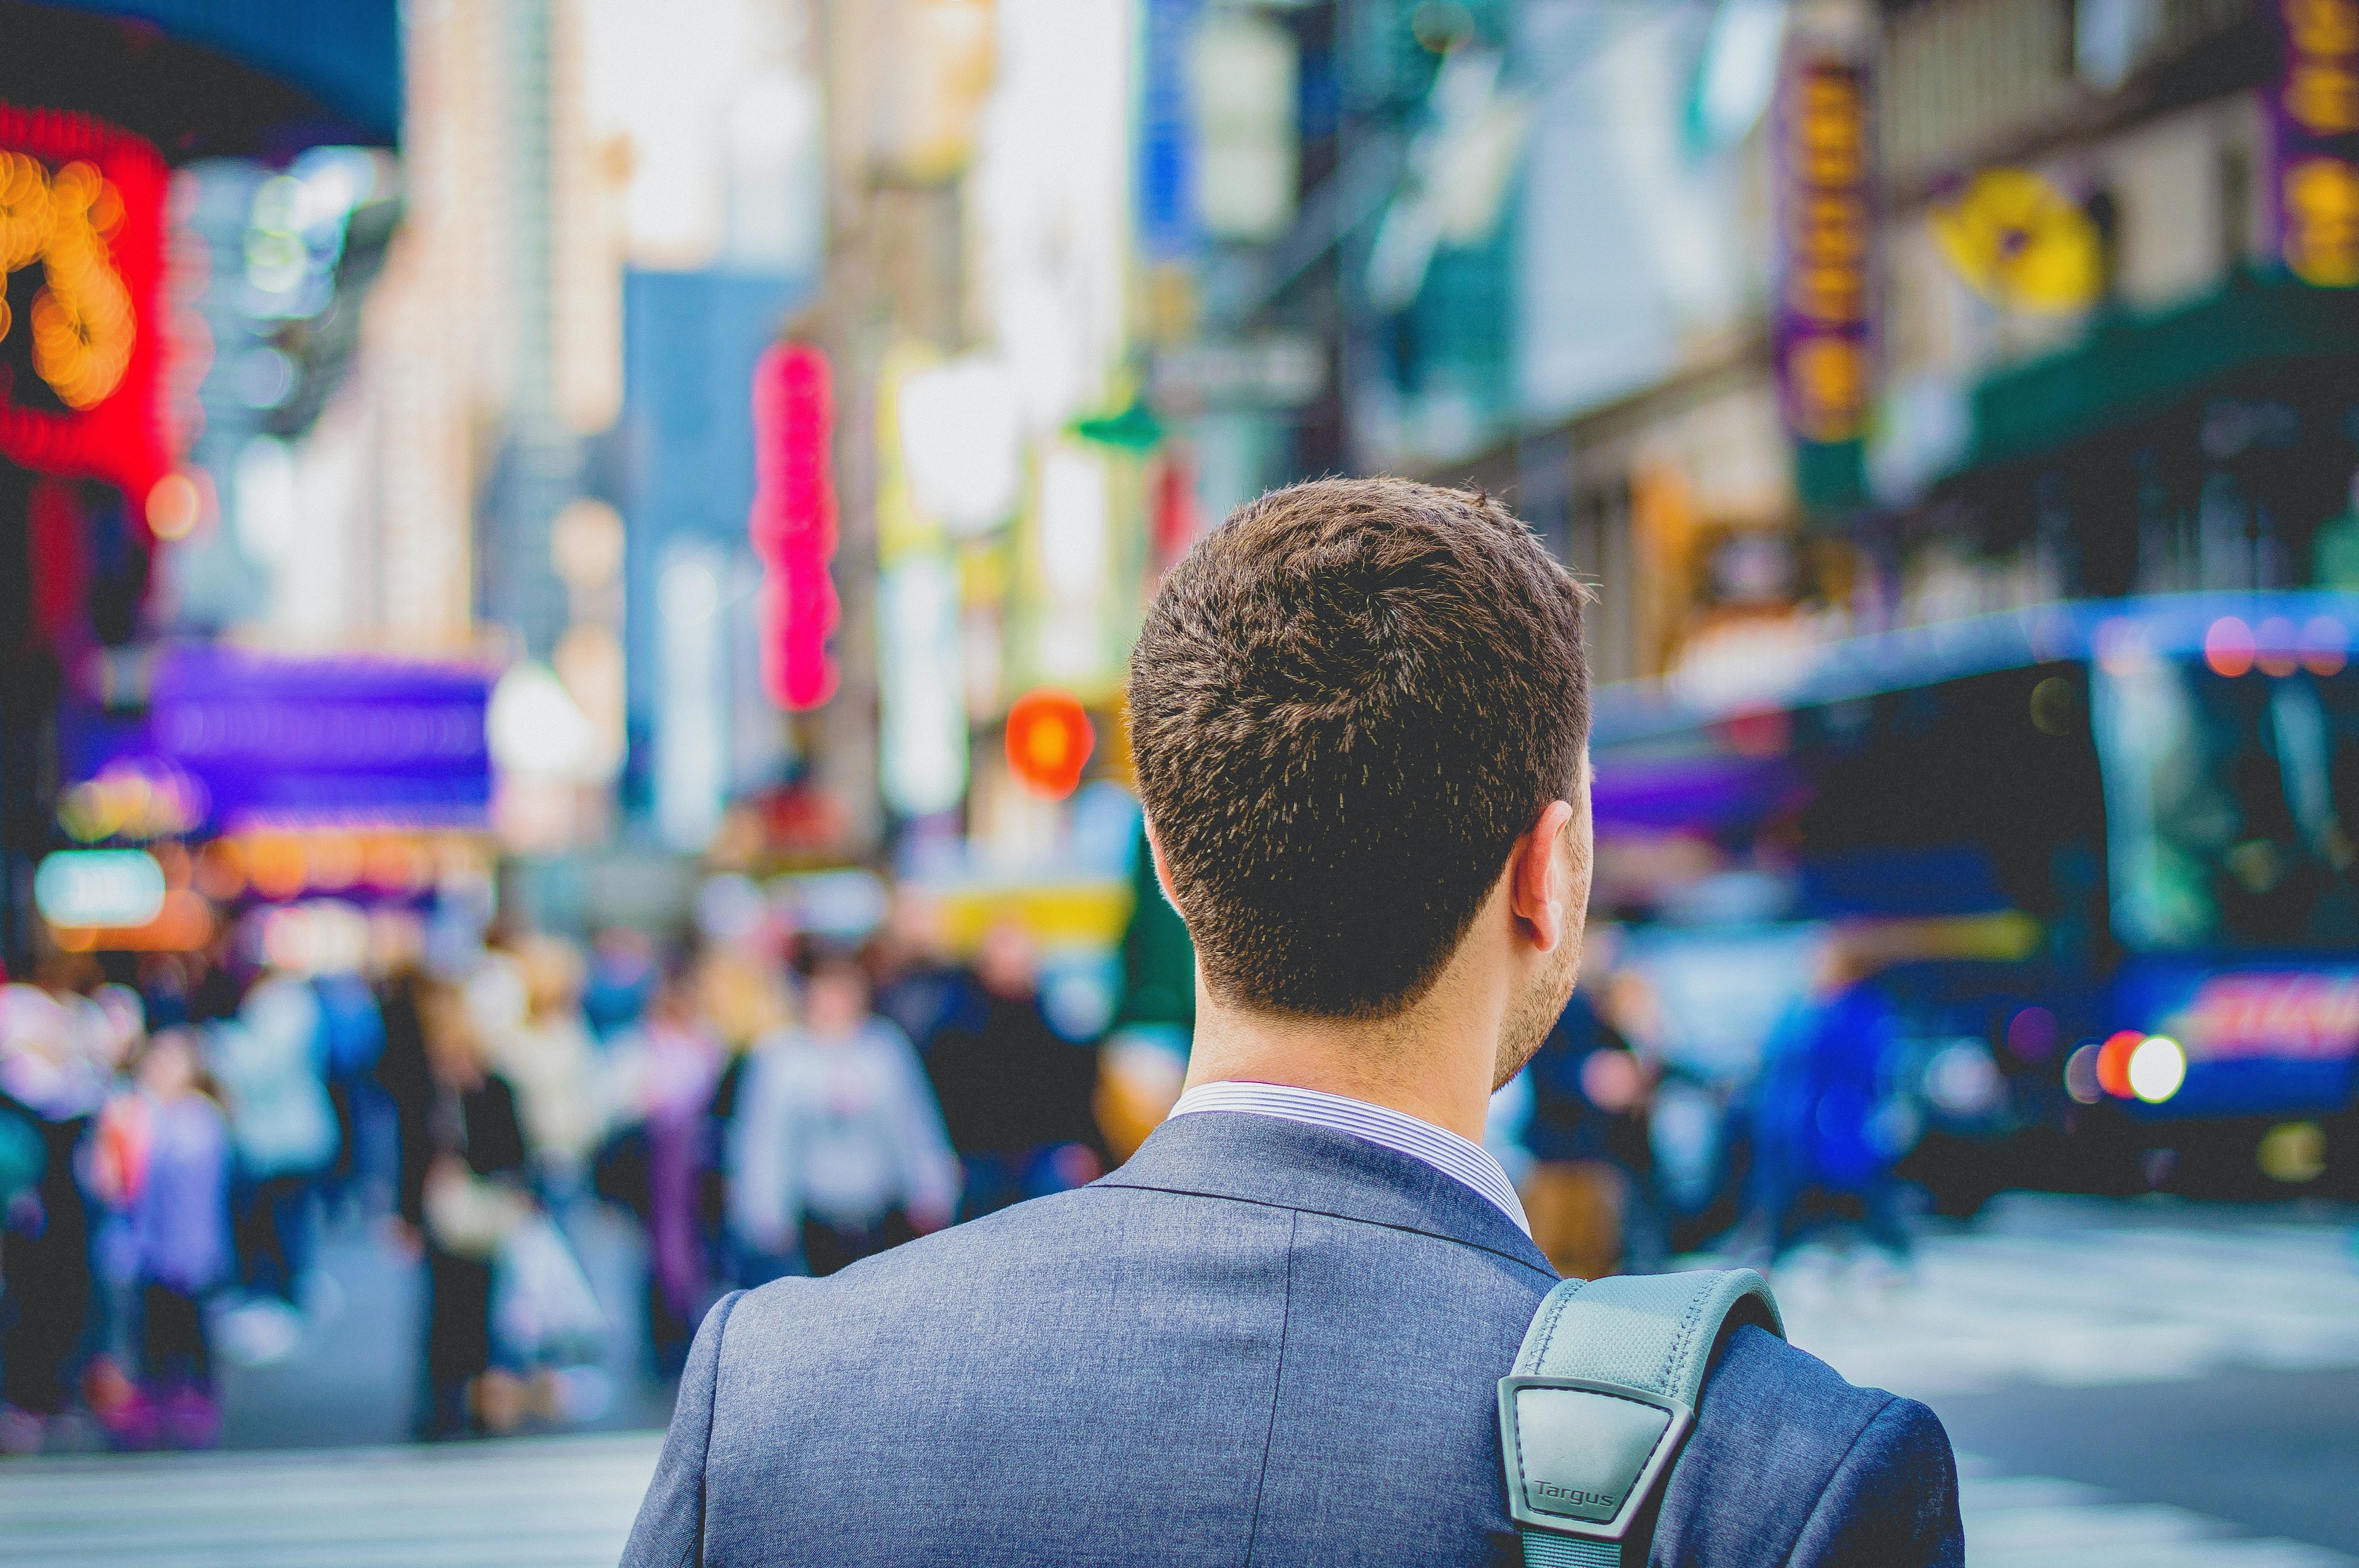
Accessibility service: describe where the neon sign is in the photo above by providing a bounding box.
[748,342,840,710]
[1773,55,1872,445]
[2172,971,2359,1062]
[0,105,169,505]
[2272,0,2359,286]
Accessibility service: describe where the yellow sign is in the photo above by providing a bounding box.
[1930,168,2103,314]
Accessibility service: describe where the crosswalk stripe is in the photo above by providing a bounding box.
[1772,1197,2359,1397]
[0,1433,663,1568]
[1958,1456,2356,1568]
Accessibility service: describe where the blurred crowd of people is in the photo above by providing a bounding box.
[0,877,1930,1457]
[0,893,1107,1453]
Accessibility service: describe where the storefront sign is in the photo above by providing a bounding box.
[2270,0,2359,286]
[0,106,171,504]
[1772,53,1873,445]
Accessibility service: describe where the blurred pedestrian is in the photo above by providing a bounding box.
[86,1028,232,1449]
[1519,929,1659,1279]
[0,984,106,1453]
[313,965,389,1220]
[727,943,958,1281]
[866,889,960,1056]
[1743,934,1915,1279]
[608,974,722,1371]
[71,981,146,1412]
[407,980,534,1439]
[477,938,608,1207]
[923,920,1104,1219]
[582,927,658,1040]
[208,968,339,1363]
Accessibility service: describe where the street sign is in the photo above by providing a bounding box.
[1149,335,1324,412]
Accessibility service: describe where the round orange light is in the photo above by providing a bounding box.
[1006,688,1094,800]
[193,839,246,902]
[145,473,201,540]
[243,835,307,900]
[2095,1029,2142,1099]
[2204,617,2255,678]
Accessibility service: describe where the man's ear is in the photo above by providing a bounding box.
[1143,816,1184,916]
[1509,798,1578,954]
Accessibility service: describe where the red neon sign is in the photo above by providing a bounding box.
[748,341,839,710]
[0,104,171,512]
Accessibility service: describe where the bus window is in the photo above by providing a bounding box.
[2094,650,2359,951]
[1791,666,2105,932]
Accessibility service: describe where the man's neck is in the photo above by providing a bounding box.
[1180,976,1501,1143]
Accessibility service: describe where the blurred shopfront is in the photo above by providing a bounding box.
[0,1,402,974]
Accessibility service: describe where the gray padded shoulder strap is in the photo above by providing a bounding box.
[1499,1270,1783,1568]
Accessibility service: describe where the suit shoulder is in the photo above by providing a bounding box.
[1791,1394,1963,1567]
[1656,1326,1961,1567]
[719,1187,1143,1327]
[1707,1322,1894,1430]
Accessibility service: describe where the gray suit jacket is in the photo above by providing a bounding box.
[622,1110,1962,1566]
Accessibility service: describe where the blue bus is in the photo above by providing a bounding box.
[1589,593,2359,1222]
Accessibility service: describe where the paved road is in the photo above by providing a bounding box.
[1942,1370,2359,1561]
[214,1203,671,1450]
[1775,1193,2359,1397]
[1776,1193,2359,1566]
[0,1432,662,1568]
[0,1192,2351,1566]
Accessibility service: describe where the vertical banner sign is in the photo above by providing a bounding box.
[1139,0,1202,262]
[1774,52,1874,448]
[0,106,171,509]
[748,343,840,710]
[2271,0,2359,287]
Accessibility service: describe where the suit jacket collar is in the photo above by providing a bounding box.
[1095,1108,1557,1279]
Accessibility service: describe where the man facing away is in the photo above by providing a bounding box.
[623,478,1963,1567]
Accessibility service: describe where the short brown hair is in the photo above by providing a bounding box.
[1128,477,1590,1020]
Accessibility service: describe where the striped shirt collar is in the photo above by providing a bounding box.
[1167,1080,1531,1236]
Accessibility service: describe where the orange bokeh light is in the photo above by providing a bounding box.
[2095,1029,2142,1099]
[2204,617,2255,678]
[1006,688,1095,800]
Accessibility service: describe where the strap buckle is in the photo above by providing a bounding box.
[1496,1376,1694,1542]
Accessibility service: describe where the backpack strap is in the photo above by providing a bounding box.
[1499,1269,1783,1568]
